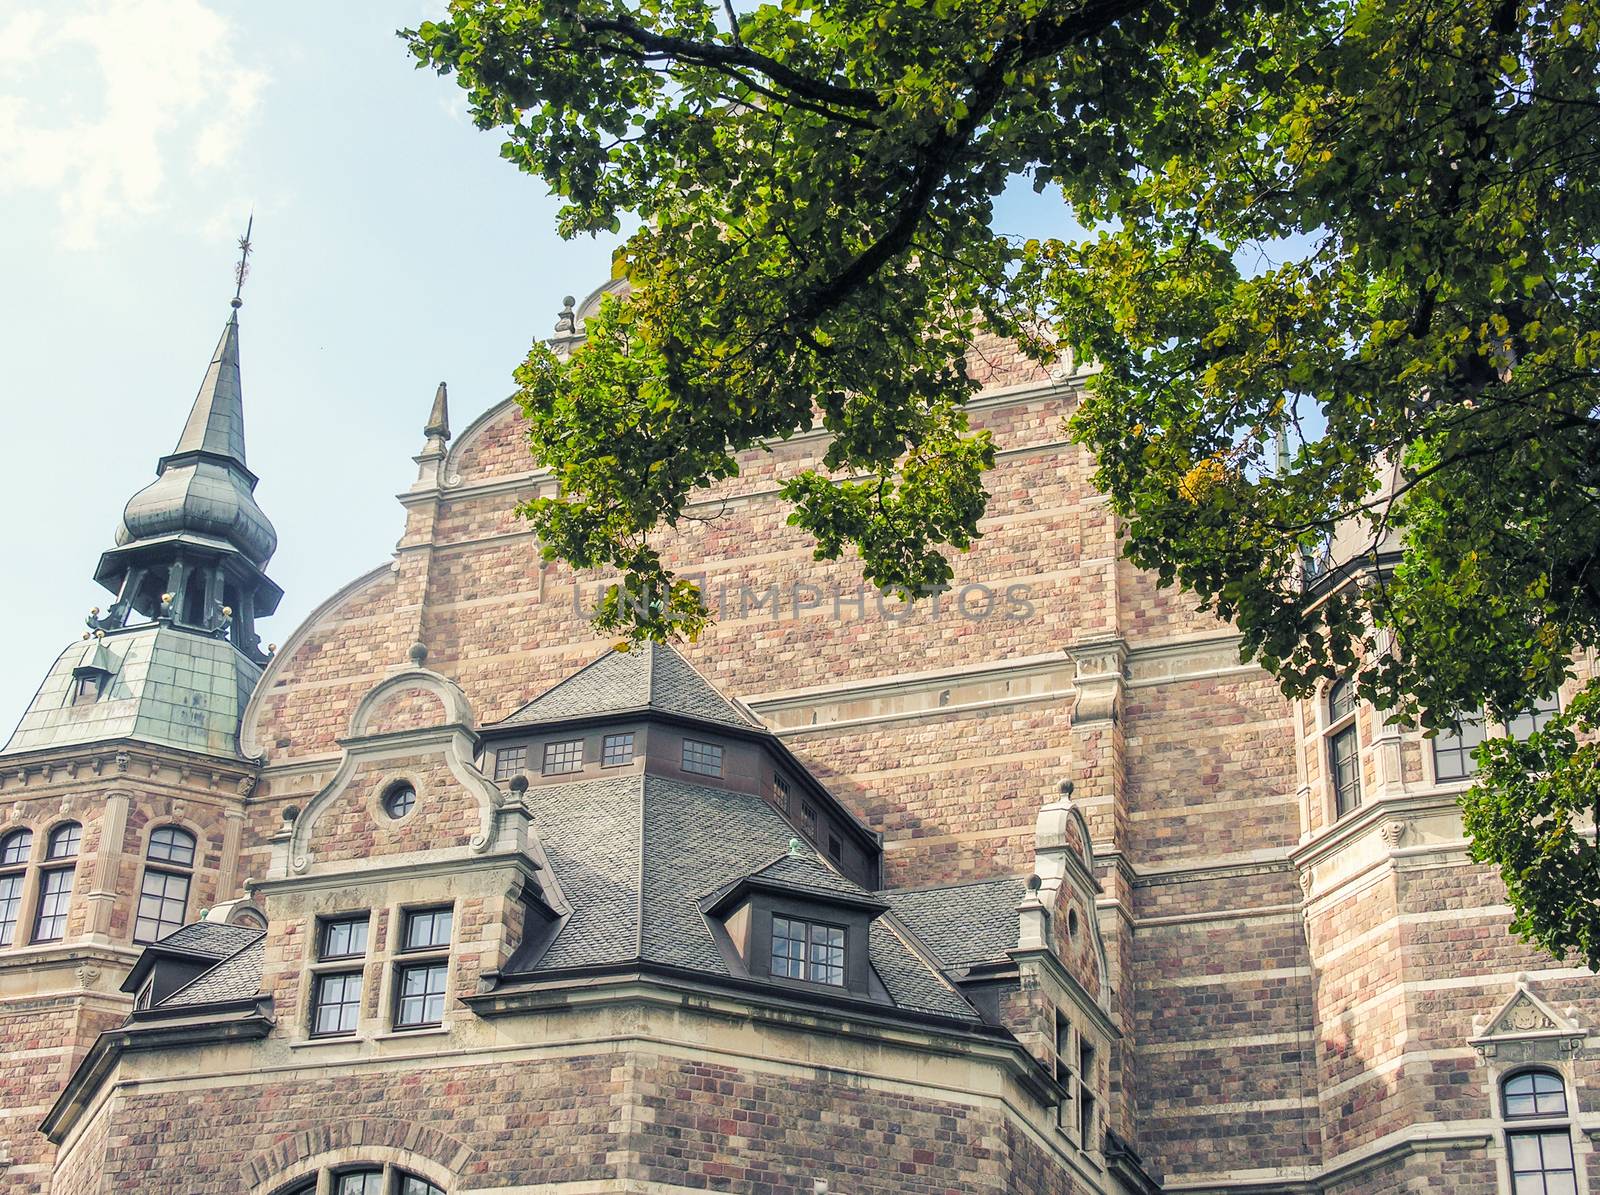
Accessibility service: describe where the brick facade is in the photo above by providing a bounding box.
[3,313,1599,1194]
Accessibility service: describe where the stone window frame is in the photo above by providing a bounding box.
[389,903,455,1033]
[1491,1065,1583,1195]
[133,823,199,945]
[31,822,81,943]
[1052,1011,1100,1153]
[273,1163,446,1194]
[0,824,37,949]
[362,771,430,832]
[303,910,375,1040]
[1323,676,1362,820]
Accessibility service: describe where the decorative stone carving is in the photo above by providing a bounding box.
[1380,820,1406,849]
[1471,979,1586,1061]
[114,752,130,772]
[237,775,257,798]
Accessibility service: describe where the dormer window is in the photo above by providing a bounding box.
[771,916,845,986]
[72,673,104,705]
[705,874,885,1000]
[682,739,723,777]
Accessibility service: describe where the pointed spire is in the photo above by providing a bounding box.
[424,381,450,443]
[169,315,247,466]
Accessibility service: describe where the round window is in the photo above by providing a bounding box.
[383,783,416,820]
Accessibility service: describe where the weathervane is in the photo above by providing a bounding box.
[231,214,254,310]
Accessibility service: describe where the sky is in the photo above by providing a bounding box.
[0,0,1065,732]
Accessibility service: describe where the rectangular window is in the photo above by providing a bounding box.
[801,802,817,834]
[0,873,22,947]
[492,745,527,781]
[1078,1038,1098,1147]
[682,739,723,777]
[1509,1130,1577,1195]
[772,772,791,809]
[1329,724,1361,815]
[827,833,843,863]
[133,869,191,944]
[394,961,449,1028]
[33,868,73,942]
[1508,694,1562,741]
[601,732,635,767]
[320,915,369,960]
[1433,714,1487,781]
[770,915,845,986]
[402,906,453,952]
[310,971,363,1036]
[542,739,584,775]
[1054,1014,1075,1132]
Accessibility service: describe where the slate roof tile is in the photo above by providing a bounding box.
[882,877,1027,969]
[494,641,758,729]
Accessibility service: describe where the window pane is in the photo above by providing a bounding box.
[147,826,196,867]
[403,907,453,951]
[1330,725,1361,815]
[396,962,449,1027]
[335,1170,383,1195]
[133,870,191,943]
[47,823,81,859]
[34,868,73,941]
[1541,1131,1575,1168]
[681,739,723,777]
[493,745,527,781]
[321,917,369,960]
[542,739,584,775]
[1328,678,1357,721]
[808,923,845,986]
[1,830,33,866]
[1546,1175,1578,1195]
[1509,694,1562,740]
[1434,714,1487,780]
[1509,1133,1543,1170]
[770,917,805,978]
[383,785,416,819]
[1505,1070,1568,1117]
[312,972,363,1036]
[400,1176,445,1195]
[0,874,23,947]
[602,733,635,767]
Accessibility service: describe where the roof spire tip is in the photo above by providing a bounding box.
[231,214,254,311]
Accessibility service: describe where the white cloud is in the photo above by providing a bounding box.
[0,0,267,249]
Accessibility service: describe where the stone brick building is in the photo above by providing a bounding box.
[1,278,1596,1194]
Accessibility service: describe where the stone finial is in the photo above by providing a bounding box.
[508,774,529,795]
[555,295,578,335]
[424,382,451,442]
[408,642,429,666]
[281,805,299,824]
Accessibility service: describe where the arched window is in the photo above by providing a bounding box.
[1501,1069,1577,1195]
[0,828,33,947]
[1326,677,1362,817]
[279,1166,444,1194]
[33,822,81,942]
[135,826,196,944]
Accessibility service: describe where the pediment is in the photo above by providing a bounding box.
[1471,981,1585,1061]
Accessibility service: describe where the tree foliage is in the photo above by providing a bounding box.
[408,0,1600,961]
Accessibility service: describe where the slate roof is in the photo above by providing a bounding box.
[494,641,760,730]
[882,876,1028,970]
[154,931,266,1009]
[514,773,977,1021]
[153,921,264,959]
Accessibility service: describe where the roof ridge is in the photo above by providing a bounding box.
[155,930,264,1008]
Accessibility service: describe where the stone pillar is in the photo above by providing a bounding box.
[85,789,131,941]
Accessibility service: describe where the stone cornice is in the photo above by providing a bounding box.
[0,740,257,795]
